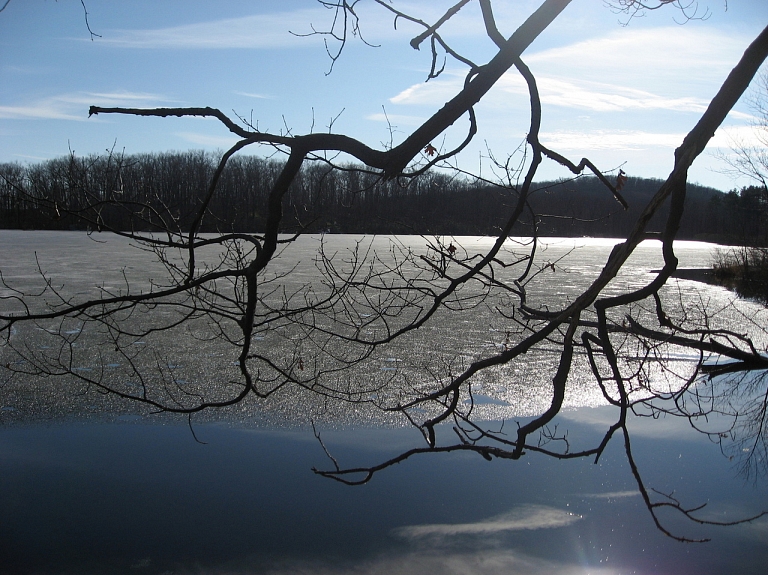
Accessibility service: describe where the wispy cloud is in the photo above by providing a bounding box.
[393,505,581,540]
[392,72,715,115]
[390,76,462,106]
[87,91,168,105]
[1,64,48,75]
[498,75,712,113]
[581,490,640,500]
[711,125,768,149]
[0,104,84,121]
[97,9,329,50]
[389,26,749,115]
[11,153,53,162]
[525,26,745,86]
[390,72,712,116]
[366,112,426,127]
[234,91,273,100]
[0,91,172,121]
[175,131,240,148]
[540,130,686,151]
[523,123,765,155]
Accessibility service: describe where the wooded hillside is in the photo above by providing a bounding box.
[0,151,762,244]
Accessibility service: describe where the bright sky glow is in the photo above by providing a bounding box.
[1,0,767,190]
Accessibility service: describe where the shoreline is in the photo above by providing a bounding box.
[650,267,735,288]
[668,267,716,284]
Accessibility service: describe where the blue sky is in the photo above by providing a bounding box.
[1,0,767,191]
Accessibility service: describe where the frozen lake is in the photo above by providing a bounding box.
[2,231,762,424]
[1,231,767,574]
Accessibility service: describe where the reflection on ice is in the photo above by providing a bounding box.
[262,549,623,575]
[393,505,581,539]
[740,518,768,543]
[581,490,640,500]
[0,420,765,574]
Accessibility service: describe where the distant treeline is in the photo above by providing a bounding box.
[0,150,764,244]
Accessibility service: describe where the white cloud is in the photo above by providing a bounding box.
[539,130,686,151]
[710,124,768,149]
[497,75,712,113]
[235,91,273,100]
[393,505,581,540]
[728,111,758,122]
[98,9,330,50]
[525,26,745,87]
[0,104,84,121]
[392,78,689,118]
[389,26,750,116]
[392,71,714,115]
[86,91,169,105]
[11,153,52,161]
[175,131,241,148]
[0,91,172,121]
[366,112,426,127]
[550,82,706,114]
[390,76,464,106]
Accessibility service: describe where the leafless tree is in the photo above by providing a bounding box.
[711,72,768,297]
[718,72,768,192]
[2,0,768,542]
